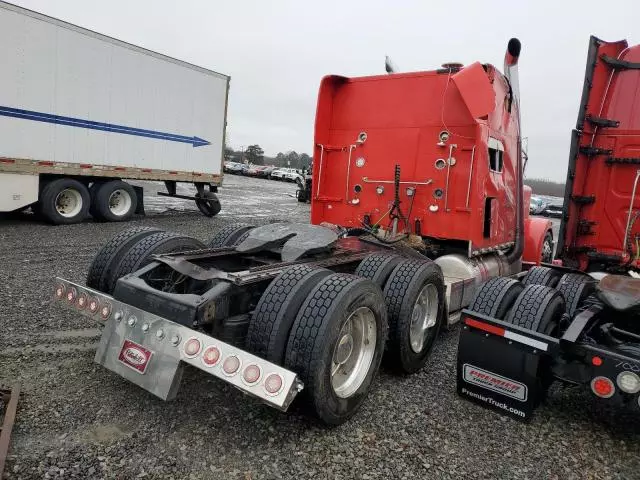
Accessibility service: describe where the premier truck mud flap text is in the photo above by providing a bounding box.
[460,388,527,418]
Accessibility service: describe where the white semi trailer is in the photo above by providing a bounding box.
[0,1,228,224]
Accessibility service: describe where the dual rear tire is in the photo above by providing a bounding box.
[469,266,594,335]
[38,177,137,225]
[246,253,445,424]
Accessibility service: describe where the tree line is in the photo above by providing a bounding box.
[524,178,566,198]
[225,145,312,169]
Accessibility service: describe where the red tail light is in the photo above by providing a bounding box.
[591,376,615,398]
[242,365,262,385]
[183,338,201,358]
[66,287,77,304]
[88,297,99,314]
[202,346,221,367]
[222,355,241,376]
[76,292,87,309]
[264,373,284,396]
[54,284,65,299]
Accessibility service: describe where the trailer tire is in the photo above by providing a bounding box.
[469,277,524,320]
[195,192,221,217]
[522,266,561,288]
[38,178,90,225]
[206,223,256,248]
[246,265,332,364]
[86,226,163,292]
[92,180,137,222]
[108,231,205,293]
[505,284,566,335]
[383,259,445,374]
[284,274,387,425]
[556,273,596,317]
[355,253,403,289]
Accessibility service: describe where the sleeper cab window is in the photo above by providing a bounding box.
[488,137,504,173]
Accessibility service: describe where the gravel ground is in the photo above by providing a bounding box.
[1,175,638,480]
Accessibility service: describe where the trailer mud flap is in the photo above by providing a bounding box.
[456,312,557,421]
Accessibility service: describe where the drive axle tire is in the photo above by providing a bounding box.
[284,274,387,425]
[505,284,566,335]
[86,226,163,293]
[38,178,90,225]
[246,265,332,364]
[355,253,403,289]
[91,180,137,222]
[383,259,445,374]
[207,223,256,248]
[522,266,561,288]
[107,231,205,294]
[556,273,596,317]
[469,277,524,320]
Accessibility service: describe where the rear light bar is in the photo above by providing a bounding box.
[52,277,303,410]
[464,317,549,352]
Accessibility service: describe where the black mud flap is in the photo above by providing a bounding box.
[456,311,558,421]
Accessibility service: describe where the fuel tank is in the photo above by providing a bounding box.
[435,252,514,324]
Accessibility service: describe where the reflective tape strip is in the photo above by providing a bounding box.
[503,330,548,352]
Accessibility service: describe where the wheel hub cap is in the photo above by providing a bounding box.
[409,284,439,353]
[331,307,377,399]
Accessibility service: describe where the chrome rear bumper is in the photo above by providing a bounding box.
[52,277,303,411]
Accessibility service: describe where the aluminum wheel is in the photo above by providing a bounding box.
[331,306,377,398]
[55,188,83,218]
[542,235,553,263]
[409,283,439,353]
[108,189,133,217]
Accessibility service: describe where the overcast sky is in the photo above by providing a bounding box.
[10,0,640,181]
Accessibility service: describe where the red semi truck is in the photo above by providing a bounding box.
[457,36,640,419]
[52,38,562,425]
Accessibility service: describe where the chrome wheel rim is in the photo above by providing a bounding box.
[542,238,553,263]
[331,306,377,398]
[409,283,439,353]
[108,189,132,216]
[55,188,83,218]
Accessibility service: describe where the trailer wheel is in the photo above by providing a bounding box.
[38,178,90,225]
[107,231,205,293]
[246,265,332,364]
[86,226,163,292]
[284,274,387,425]
[383,259,445,374]
[195,192,221,217]
[206,223,256,248]
[355,253,403,289]
[469,277,524,320]
[556,273,596,317]
[92,180,137,222]
[505,284,566,335]
[522,266,561,288]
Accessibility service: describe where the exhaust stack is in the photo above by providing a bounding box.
[503,38,524,265]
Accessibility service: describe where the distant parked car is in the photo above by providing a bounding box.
[259,166,276,178]
[542,203,563,218]
[225,162,245,175]
[246,165,268,177]
[271,168,299,181]
[529,196,546,215]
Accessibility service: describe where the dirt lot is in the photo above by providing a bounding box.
[1,175,638,480]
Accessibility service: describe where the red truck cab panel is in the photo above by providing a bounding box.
[558,37,640,270]
[312,60,521,255]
